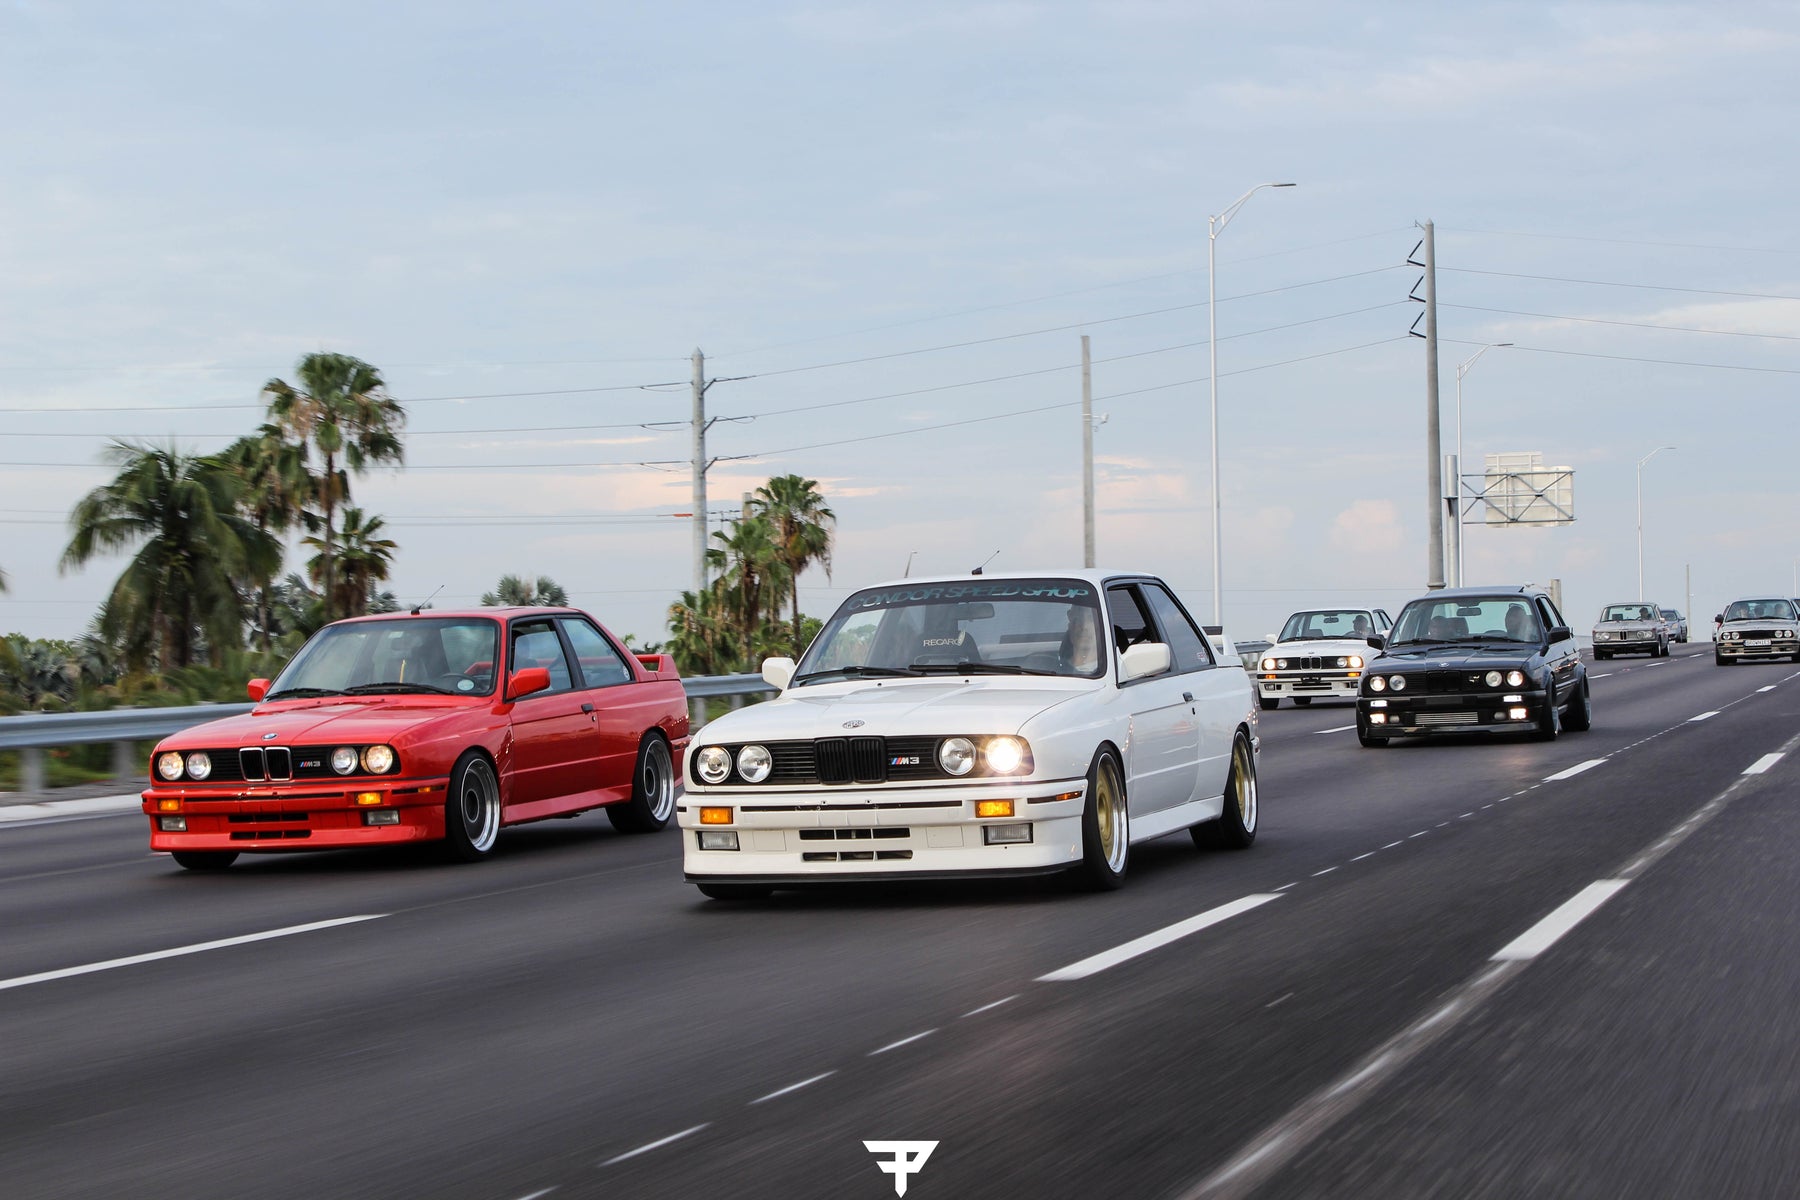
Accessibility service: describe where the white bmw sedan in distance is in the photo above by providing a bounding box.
[679,571,1260,899]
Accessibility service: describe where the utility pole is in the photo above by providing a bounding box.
[1081,335,1095,568]
[691,349,709,597]
[1421,220,1445,590]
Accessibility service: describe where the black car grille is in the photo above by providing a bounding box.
[175,745,381,785]
[1422,671,1483,694]
[728,736,947,785]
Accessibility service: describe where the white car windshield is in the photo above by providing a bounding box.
[793,579,1107,683]
[1601,604,1658,621]
[1279,610,1376,642]
[1723,599,1798,622]
[1390,597,1543,645]
[268,617,501,698]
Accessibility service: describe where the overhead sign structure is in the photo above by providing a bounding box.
[1473,451,1575,526]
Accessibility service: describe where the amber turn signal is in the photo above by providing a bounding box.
[354,792,384,806]
[699,806,733,825]
[976,799,1015,818]
[157,799,181,812]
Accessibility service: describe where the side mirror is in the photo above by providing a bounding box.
[508,666,551,700]
[1365,635,1386,650]
[1547,625,1572,643]
[1714,614,1723,623]
[247,678,270,701]
[761,656,796,690]
[1120,641,1172,681]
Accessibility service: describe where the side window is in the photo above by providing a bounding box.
[1105,586,1155,657]
[1537,597,1566,633]
[1376,609,1394,631]
[560,617,633,688]
[1142,583,1214,673]
[509,621,573,693]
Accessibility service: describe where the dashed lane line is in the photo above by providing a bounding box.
[1038,895,1282,982]
[1544,758,1606,782]
[752,1072,836,1104]
[1491,880,1629,960]
[600,1125,708,1167]
[961,995,1018,1018]
[870,1029,938,1055]
[0,915,387,993]
[1744,753,1785,775]
[1314,725,1357,734]
[1690,710,1721,722]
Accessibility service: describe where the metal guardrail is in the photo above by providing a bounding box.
[0,676,779,794]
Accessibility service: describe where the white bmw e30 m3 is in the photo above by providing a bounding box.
[678,570,1261,899]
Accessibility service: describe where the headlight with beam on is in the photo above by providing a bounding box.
[361,744,396,774]
[983,736,1028,775]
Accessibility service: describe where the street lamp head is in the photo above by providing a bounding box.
[1272,182,1297,187]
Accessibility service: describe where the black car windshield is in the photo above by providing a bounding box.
[793,579,1106,683]
[1600,604,1659,622]
[1279,609,1377,642]
[1390,596,1543,645]
[267,617,501,698]
[1723,599,1798,622]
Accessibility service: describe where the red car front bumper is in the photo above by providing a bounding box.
[141,777,453,853]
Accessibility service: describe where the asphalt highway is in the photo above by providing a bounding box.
[1,645,1796,1199]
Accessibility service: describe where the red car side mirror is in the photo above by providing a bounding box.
[508,666,551,700]
[247,678,270,701]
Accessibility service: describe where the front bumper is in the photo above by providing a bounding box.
[1357,690,1548,736]
[141,777,451,852]
[1257,672,1361,699]
[679,777,1088,881]
[1593,633,1660,653]
[1717,637,1798,661]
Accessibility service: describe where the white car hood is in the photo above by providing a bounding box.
[1265,638,1372,660]
[698,677,1091,742]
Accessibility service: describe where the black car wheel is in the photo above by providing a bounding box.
[1535,696,1562,742]
[1356,717,1388,748]
[1259,696,1280,711]
[1563,678,1592,732]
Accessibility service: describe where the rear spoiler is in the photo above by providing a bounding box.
[635,653,679,679]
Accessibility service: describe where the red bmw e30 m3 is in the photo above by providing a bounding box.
[141,607,688,870]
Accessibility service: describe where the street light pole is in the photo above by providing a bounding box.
[1636,445,1676,599]
[1207,181,1295,628]
[1451,342,1512,587]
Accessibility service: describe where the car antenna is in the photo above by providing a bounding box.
[410,584,445,616]
[971,551,999,576]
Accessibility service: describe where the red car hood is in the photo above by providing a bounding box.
[158,698,477,750]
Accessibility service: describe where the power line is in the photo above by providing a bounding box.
[0,380,691,416]
[1442,302,1800,342]
[1440,266,1800,302]
[1442,227,1800,256]
[1444,338,1800,375]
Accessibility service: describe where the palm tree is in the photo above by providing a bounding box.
[707,516,791,668]
[213,422,311,649]
[752,474,835,656]
[263,353,405,622]
[303,507,397,619]
[60,442,280,671]
[480,574,570,607]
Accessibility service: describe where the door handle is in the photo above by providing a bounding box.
[581,703,595,714]
[1182,692,1194,702]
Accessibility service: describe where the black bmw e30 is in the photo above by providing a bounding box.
[1355,586,1592,747]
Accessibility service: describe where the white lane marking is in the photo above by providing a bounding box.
[601,1124,708,1166]
[1381,840,1403,849]
[1590,672,1613,678]
[1436,821,1450,828]
[1350,852,1376,862]
[869,1029,937,1055]
[512,1190,556,1200]
[1544,758,1605,782]
[1314,725,1356,734]
[1645,662,1666,668]
[1459,812,1474,819]
[0,915,386,993]
[961,995,1018,1018]
[752,1071,836,1104]
[1492,880,1630,961]
[1757,685,1777,693]
[1744,753,1785,775]
[1690,710,1720,722]
[1265,992,1294,1009]
[1274,882,1297,891]
[1310,866,1338,877]
[1407,831,1428,839]
[1038,894,1281,982]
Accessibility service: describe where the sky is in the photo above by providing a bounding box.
[4,0,1798,654]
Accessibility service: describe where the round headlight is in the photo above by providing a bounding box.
[1347,655,1364,669]
[695,746,731,784]
[157,751,185,781]
[1484,670,1503,687]
[1388,675,1407,692]
[1276,658,1289,670]
[938,737,976,776]
[1335,657,1349,669]
[1506,670,1526,687]
[184,752,212,781]
[1369,675,1387,692]
[361,744,396,774]
[984,736,1027,775]
[330,746,359,775]
[1260,657,1276,671]
[736,744,772,784]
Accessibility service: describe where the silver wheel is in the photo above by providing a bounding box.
[1231,737,1258,834]
[448,755,501,859]
[1095,756,1129,874]
[641,739,676,823]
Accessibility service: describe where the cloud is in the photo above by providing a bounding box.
[783,2,1043,45]
[1331,499,1402,554]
